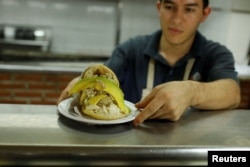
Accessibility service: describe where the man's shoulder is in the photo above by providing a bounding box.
[197,32,232,55]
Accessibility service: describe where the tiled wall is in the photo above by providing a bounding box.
[199,0,250,65]
[119,0,160,43]
[0,0,249,61]
[120,0,250,65]
[0,0,117,56]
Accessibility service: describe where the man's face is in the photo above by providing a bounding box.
[157,0,211,46]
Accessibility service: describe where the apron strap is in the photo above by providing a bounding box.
[142,58,196,99]
[146,58,196,87]
[141,59,155,99]
[146,58,155,89]
[183,58,196,80]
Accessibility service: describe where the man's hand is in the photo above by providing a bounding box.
[134,81,193,126]
[133,79,240,126]
[57,76,80,105]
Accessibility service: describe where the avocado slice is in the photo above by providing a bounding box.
[68,77,130,114]
[88,94,107,105]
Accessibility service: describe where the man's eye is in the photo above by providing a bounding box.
[186,8,195,13]
[165,5,174,10]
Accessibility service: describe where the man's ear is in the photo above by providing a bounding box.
[201,7,212,22]
[156,0,161,11]
[156,0,162,17]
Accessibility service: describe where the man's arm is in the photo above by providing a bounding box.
[190,78,241,110]
[134,78,241,126]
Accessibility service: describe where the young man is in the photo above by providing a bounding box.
[58,0,240,126]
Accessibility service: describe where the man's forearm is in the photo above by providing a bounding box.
[189,79,241,110]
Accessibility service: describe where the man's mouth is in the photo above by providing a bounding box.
[168,27,183,34]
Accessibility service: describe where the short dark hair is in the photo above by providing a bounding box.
[159,0,209,9]
[203,0,209,8]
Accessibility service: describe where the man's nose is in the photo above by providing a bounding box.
[172,8,184,24]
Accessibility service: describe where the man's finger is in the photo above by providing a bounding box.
[133,98,162,126]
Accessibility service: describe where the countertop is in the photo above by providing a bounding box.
[235,63,250,80]
[0,103,250,166]
[0,61,89,73]
[0,50,108,73]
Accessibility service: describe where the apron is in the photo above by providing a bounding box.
[141,58,196,99]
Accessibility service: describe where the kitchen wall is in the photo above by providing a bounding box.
[0,0,249,63]
[1,70,250,108]
[199,0,250,65]
[0,0,250,108]
[0,70,79,105]
[0,0,117,56]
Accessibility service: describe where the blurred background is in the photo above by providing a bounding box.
[0,0,249,107]
[0,0,249,64]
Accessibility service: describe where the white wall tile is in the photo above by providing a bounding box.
[226,13,250,64]
[120,0,160,43]
[0,0,116,56]
[0,0,249,63]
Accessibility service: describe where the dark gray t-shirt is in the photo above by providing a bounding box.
[105,30,238,103]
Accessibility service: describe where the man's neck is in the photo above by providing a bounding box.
[159,35,195,67]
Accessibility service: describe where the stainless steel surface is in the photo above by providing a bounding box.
[0,61,104,73]
[0,63,84,73]
[0,24,51,52]
[0,62,86,73]
[0,103,250,166]
[114,0,122,46]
